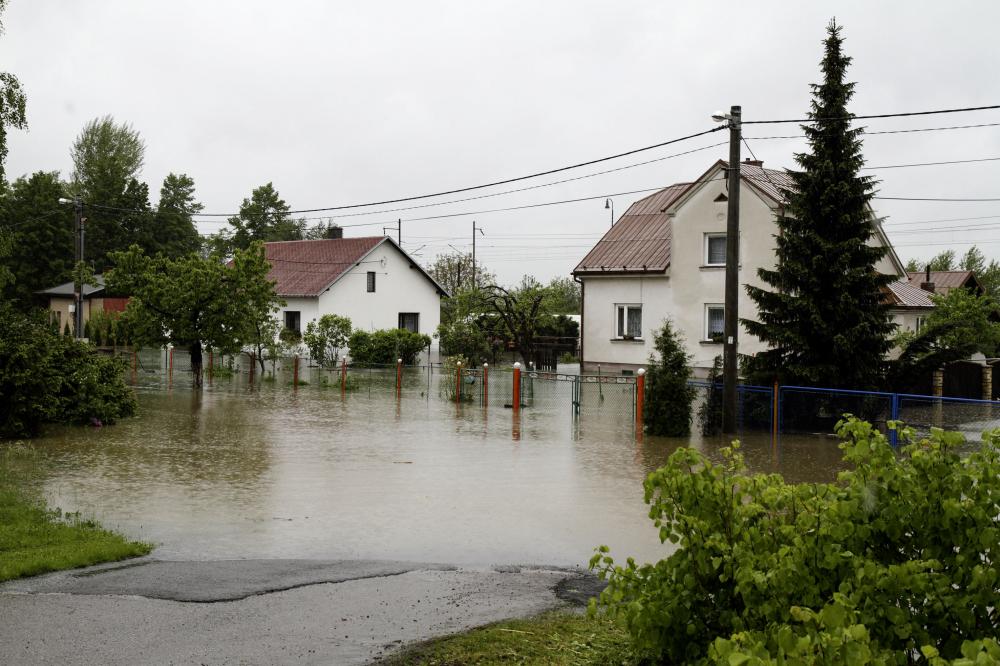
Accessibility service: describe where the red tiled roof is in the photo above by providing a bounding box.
[265,237,384,297]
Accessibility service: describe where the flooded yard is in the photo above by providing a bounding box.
[15,365,847,567]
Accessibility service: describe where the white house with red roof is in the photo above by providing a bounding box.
[572,159,919,375]
[264,235,448,357]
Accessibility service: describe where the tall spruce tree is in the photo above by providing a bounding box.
[743,20,895,390]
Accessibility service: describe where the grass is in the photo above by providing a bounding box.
[0,444,153,582]
[378,611,640,666]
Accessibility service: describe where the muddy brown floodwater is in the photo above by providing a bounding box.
[18,364,848,567]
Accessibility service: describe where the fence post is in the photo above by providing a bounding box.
[636,368,645,431]
[208,350,214,381]
[168,346,174,377]
[396,358,402,398]
[293,355,299,387]
[132,348,137,374]
[889,393,900,447]
[771,380,779,447]
[341,357,347,393]
[513,362,521,412]
[455,361,462,404]
[483,363,489,406]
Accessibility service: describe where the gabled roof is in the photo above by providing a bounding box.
[574,159,905,277]
[37,274,106,298]
[906,270,983,296]
[573,160,790,276]
[884,279,935,309]
[265,237,448,298]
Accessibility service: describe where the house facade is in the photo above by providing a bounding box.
[265,236,447,359]
[38,275,129,335]
[573,159,915,375]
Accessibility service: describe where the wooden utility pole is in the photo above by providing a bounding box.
[722,105,742,434]
[472,221,484,289]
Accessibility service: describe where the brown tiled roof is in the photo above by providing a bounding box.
[573,161,792,276]
[265,237,384,297]
[906,270,982,295]
[884,279,935,308]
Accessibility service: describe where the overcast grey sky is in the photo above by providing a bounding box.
[3,1,999,283]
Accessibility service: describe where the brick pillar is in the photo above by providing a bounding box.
[932,369,944,397]
[933,368,944,428]
[983,364,993,401]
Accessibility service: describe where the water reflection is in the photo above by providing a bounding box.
[16,367,848,566]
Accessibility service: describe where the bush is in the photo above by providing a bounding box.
[303,314,352,368]
[348,328,430,366]
[436,319,491,363]
[590,417,1000,663]
[0,305,136,437]
[643,320,695,436]
[699,355,723,435]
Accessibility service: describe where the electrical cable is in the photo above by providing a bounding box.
[745,122,1000,140]
[741,104,1000,125]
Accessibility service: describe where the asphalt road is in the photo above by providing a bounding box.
[0,558,600,665]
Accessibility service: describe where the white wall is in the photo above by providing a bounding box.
[581,171,904,373]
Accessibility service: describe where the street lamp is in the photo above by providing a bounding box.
[605,198,614,227]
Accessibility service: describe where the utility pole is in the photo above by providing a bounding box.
[472,221,484,290]
[721,105,742,434]
[397,218,402,245]
[58,195,86,338]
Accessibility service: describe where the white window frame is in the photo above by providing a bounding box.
[704,303,725,342]
[704,233,727,267]
[615,303,643,340]
[915,315,928,333]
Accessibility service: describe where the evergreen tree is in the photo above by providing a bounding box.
[151,173,202,258]
[743,20,895,390]
[643,320,695,437]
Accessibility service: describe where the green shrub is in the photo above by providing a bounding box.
[0,305,136,437]
[436,318,491,363]
[643,320,695,436]
[698,355,723,436]
[303,314,352,368]
[347,328,430,366]
[590,418,1000,663]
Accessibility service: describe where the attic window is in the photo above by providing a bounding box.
[713,193,728,202]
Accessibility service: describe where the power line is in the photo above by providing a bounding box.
[884,214,1000,227]
[88,126,727,217]
[746,122,1000,140]
[741,104,1000,125]
[876,196,1000,202]
[864,156,1000,170]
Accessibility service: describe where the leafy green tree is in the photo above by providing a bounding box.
[428,251,495,296]
[545,276,581,314]
[69,116,153,267]
[226,183,304,251]
[0,0,27,182]
[906,249,956,273]
[591,418,1000,662]
[436,318,493,363]
[0,172,74,306]
[744,21,895,390]
[303,314,352,368]
[643,320,695,436]
[480,277,555,364]
[347,328,430,365]
[958,245,1000,301]
[150,173,202,258]
[107,241,281,386]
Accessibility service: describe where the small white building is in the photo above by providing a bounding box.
[572,159,921,375]
[265,236,448,357]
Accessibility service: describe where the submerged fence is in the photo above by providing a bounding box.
[122,347,1000,442]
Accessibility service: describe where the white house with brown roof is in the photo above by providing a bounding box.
[264,236,448,357]
[572,159,916,375]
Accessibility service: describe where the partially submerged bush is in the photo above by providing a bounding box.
[348,328,430,366]
[643,320,695,436]
[591,417,1000,663]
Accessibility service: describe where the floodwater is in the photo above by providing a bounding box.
[15,363,848,567]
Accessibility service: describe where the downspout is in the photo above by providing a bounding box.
[574,275,584,373]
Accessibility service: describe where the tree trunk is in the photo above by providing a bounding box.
[190,341,203,388]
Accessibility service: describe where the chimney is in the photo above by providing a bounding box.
[920,264,935,293]
[324,225,343,240]
[743,158,763,167]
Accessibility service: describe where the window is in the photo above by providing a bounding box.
[916,315,927,333]
[367,271,376,293]
[398,312,419,333]
[705,304,725,342]
[705,233,727,266]
[284,310,301,334]
[615,304,642,339]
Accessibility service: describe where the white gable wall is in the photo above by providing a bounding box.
[581,171,903,374]
[275,240,442,359]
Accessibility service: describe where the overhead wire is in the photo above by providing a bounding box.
[741,104,1000,125]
